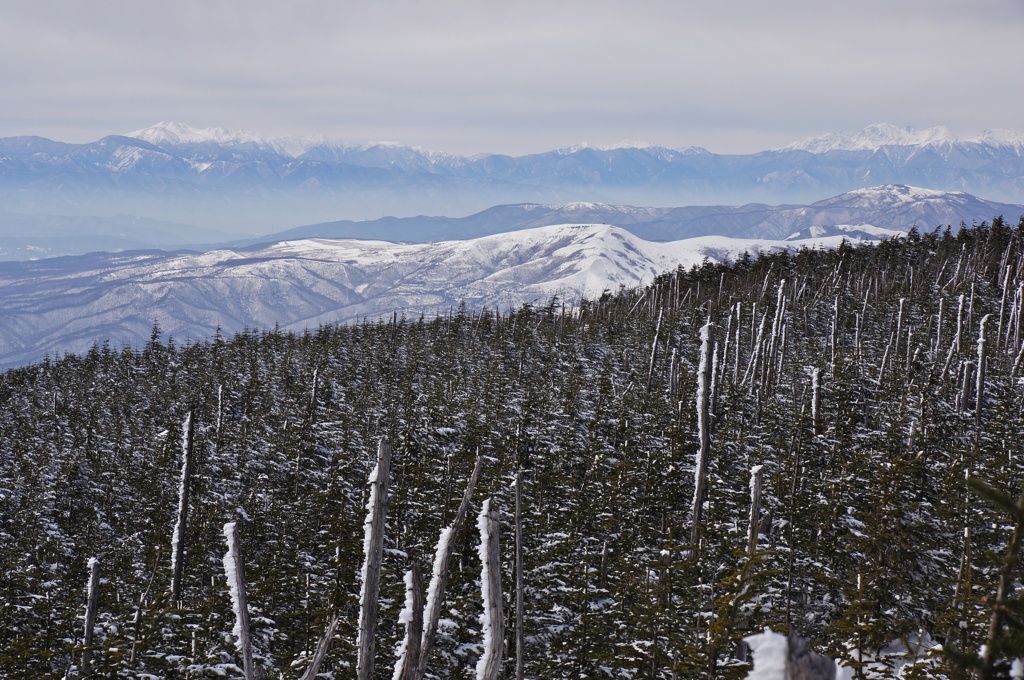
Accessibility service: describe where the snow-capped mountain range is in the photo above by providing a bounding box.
[1,122,1022,233]
[781,123,1024,153]
[129,121,1024,157]
[0,223,902,368]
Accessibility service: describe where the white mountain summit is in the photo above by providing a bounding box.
[125,121,330,157]
[784,123,1024,153]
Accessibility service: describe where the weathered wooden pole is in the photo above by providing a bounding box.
[475,499,503,680]
[170,411,195,602]
[81,557,100,677]
[222,521,255,680]
[357,439,393,680]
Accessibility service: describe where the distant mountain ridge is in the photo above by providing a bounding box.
[1,184,1019,261]
[237,185,1024,246]
[1,122,1022,232]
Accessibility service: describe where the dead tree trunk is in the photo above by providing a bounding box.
[476,499,504,680]
[943,294,967,376]
[830,296,839,374]
[216,385,224,447]
[81,557,100,677]
[746,466,764,556]
[957,361,975,415]
[710,344,721,427]
[744,315,767,391]
[308,368,319,424]
[392,565,424,680]
[170,412,195,602]
[299,615,340,680]
[222,522,256,680]
[811,368,821,435]
[416,455,484,679]
[976,314,990,427]
[734,302,742,384]
[514,472,525,680]
[690,322,715,558]
[357,439,393,680]
[647,309,663,392]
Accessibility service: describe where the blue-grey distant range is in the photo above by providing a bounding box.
[1,122,1022,241]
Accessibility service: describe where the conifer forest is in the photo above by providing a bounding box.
[4,219,1024,679]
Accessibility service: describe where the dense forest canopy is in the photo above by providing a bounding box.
[3,218,1024,679]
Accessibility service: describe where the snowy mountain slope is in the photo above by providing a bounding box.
[243,185,1023,245]
[2,123,1023,231]
[0,224,892,367]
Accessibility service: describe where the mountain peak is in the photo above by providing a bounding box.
[126,121,267,146]
[783,123,960,153]
[843,184,956,201]
[125,121,330,156]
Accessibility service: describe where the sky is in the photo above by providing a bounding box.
[3,0,1024,156]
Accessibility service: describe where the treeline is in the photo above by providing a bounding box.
[2,218,1024,678]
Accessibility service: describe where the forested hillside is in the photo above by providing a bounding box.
[3,219,1024,679]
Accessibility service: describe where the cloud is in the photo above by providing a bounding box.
[2,0,1023,153]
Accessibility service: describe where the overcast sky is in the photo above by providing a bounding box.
[3,0,1023,155]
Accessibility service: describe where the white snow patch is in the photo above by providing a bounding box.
[744,629,789,679]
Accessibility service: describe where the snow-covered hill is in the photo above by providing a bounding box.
[0,224,898,367]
